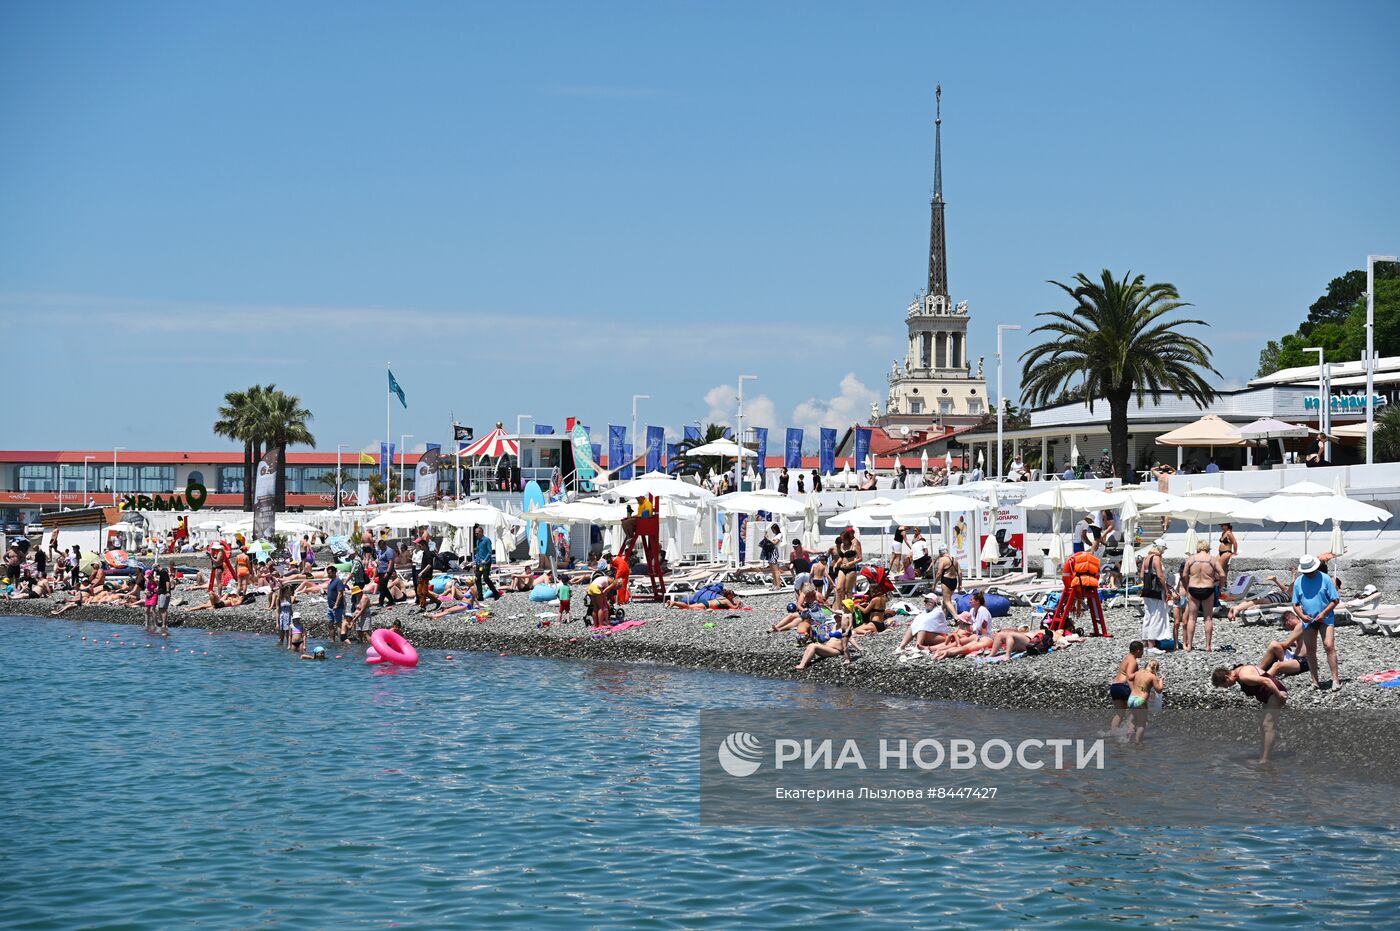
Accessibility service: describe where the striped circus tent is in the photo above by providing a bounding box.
[457,423,519,459]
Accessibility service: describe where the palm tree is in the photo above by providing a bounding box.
[1020,270,1219,481]
[252,389,315,508]
[213,384,273,511]
[672,423,733,478]
[1368,405,1400,463]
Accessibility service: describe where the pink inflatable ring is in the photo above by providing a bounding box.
[370,629,419,667]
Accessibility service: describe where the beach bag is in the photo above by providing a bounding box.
[759,537,776,560]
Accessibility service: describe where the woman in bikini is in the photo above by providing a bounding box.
[831,529,863,605]
[1217,523,1238,580]
[1212,663,1287,763]
[792,617,849,670]
[933,545,961,621]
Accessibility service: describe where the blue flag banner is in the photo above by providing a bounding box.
[819,428,837,475]
[621,443,634,481]
[592,443,602,466]
[754,427,768,476]
[534,425,555,435]
[666,442,680,473]
[785,428,804,469]
[380,441,395,487]
[608,425,626,475]
[646,425,664,473]
[388,370,407,408]
[722,426,733,439]
[424,442,440,452]
[855,427,872,471]
[683,425,701,443]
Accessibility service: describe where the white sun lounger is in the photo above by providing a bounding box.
[1353,606,1400,636]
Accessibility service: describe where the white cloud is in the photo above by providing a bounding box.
[790,374,880,434]
[702,384,777,433]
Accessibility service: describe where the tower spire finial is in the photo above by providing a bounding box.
[926,84,948,298]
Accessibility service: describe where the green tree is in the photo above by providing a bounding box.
[253,389,316,508]
[213,384,273,511]
[1367,403,1400,463]
[1020,270,1218,481]
[1257,263,1400,377]
[1300,270,1368,337]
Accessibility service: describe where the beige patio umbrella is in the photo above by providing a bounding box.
[1154,414,1248,468]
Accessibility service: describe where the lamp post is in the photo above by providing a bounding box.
[631,395,649,477]
[399,435,413,502]
[336,444,346,511]
[111,447,125,506]
[83,455,95,506]
[996,323,1022,480]
[1304,347,1330,462]
[736,375,757,491]
[1367,255,1398,465]
[515,414,533,438]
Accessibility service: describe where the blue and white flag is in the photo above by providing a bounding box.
[785,428,804,469]
[387,370,407,408]
[819,428,836,475]
[608,426,626,475]
[646,425,664,473]
[754,427,768,476]
[855,427,872,471]
[684,425,701,442]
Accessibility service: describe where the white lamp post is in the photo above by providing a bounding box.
[1366,255,1398,464]
[1304,347,1330,462]
[996,323,1021,480]
[111,447,125,506]
[515,414,533,438]
[736,375,757,491]
[399,434,413,502]
[336,444,346,511]
[631,395,650,476]
[83,455,95,506]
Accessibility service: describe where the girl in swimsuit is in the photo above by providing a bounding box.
[1126,661,1164,745]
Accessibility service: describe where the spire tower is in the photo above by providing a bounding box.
[927,84,949,298]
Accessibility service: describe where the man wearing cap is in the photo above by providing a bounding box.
[1073,513,1099,555]
[1287,554,1341,689]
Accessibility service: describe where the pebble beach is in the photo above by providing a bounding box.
[10,560,1400,712]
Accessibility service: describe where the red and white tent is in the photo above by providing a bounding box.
[458,424,518,459]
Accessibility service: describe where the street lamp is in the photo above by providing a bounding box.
[736,375,757,491]
[1304,347,1331,462]
[399,435,413,502]
[111,447,125,506]
[631,395,650,476]
[83,455,95,505]
[996,324,1022,480]
[515,414,533,438]
[1367,254,1398,465]
[336,444,346,511]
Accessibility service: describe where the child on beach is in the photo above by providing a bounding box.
[1108,641,1144,735]
[557,578,572,623]
[142,570,159,632]
[277,583,296,649]
[1126,660,1163,745]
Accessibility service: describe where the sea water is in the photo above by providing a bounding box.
[2,617,1394,929]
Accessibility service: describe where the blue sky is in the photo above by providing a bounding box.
[2,0,1397,453]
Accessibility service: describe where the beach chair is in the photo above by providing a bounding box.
[1354,606,1400,636]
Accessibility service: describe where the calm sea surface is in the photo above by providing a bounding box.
[2,617,1394,929]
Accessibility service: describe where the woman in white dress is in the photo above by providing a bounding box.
[1139,540,1173,646]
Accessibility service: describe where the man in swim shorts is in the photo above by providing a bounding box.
[1181,540,1224,652]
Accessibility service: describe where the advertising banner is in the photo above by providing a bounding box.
[819,428,837,475]
[785,428,803,469]
[854,427,872,471]
[646,425,665,474]
[252,447,279,542]
[609,425,626,478]
[415,446,442,507]
[754,427,768,476]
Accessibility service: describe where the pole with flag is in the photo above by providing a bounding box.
[387,365,407,500]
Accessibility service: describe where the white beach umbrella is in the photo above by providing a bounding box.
[714,488,807,518]
[1235,479,1390,552]
[828,497,900,527]
[607,471,713,500]
[691,511,705,547]
[889,492,985,524]
[1119,495,1140,580]
[521,500,630,525]
[920,449,929,477]
[803,492,821,549]
[978,484,1002,566]
[686,438,755,458]
[1019,483,1118,512]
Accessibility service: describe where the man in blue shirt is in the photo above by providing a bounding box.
[376,539,398,606]
[472,526,501,599]
[1288,554,1341,690]
[1204,459,1221,474]
[1061,462,1076,481]
[324,565,346,641]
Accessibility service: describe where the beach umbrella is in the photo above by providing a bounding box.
[686,438,755,458]
[889,491,985,524]
[803,492,821,550]
[828,497,900,527]
[1119,495,1140,580]
[1236,479,1391,552]
[714,488,807,518]
[691,512,705,547]
[1019,483,1118,512]
[721,513,737,563]
[457,424,519,460]
[978,484,1001,567]
[920,449,929,477]
[607,471,713,500]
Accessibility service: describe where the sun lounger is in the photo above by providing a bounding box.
[1353,606,1400,636]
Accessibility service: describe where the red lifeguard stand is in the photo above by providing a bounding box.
[1047,551,1110,637]
[621,494,667,602]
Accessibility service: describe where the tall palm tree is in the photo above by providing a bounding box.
[1020,270,1218,481]
[213,384,273,511]
[673,423,733,479]
[253,389,316,508]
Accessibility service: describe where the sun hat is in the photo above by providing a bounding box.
[1298,554,1321,574]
